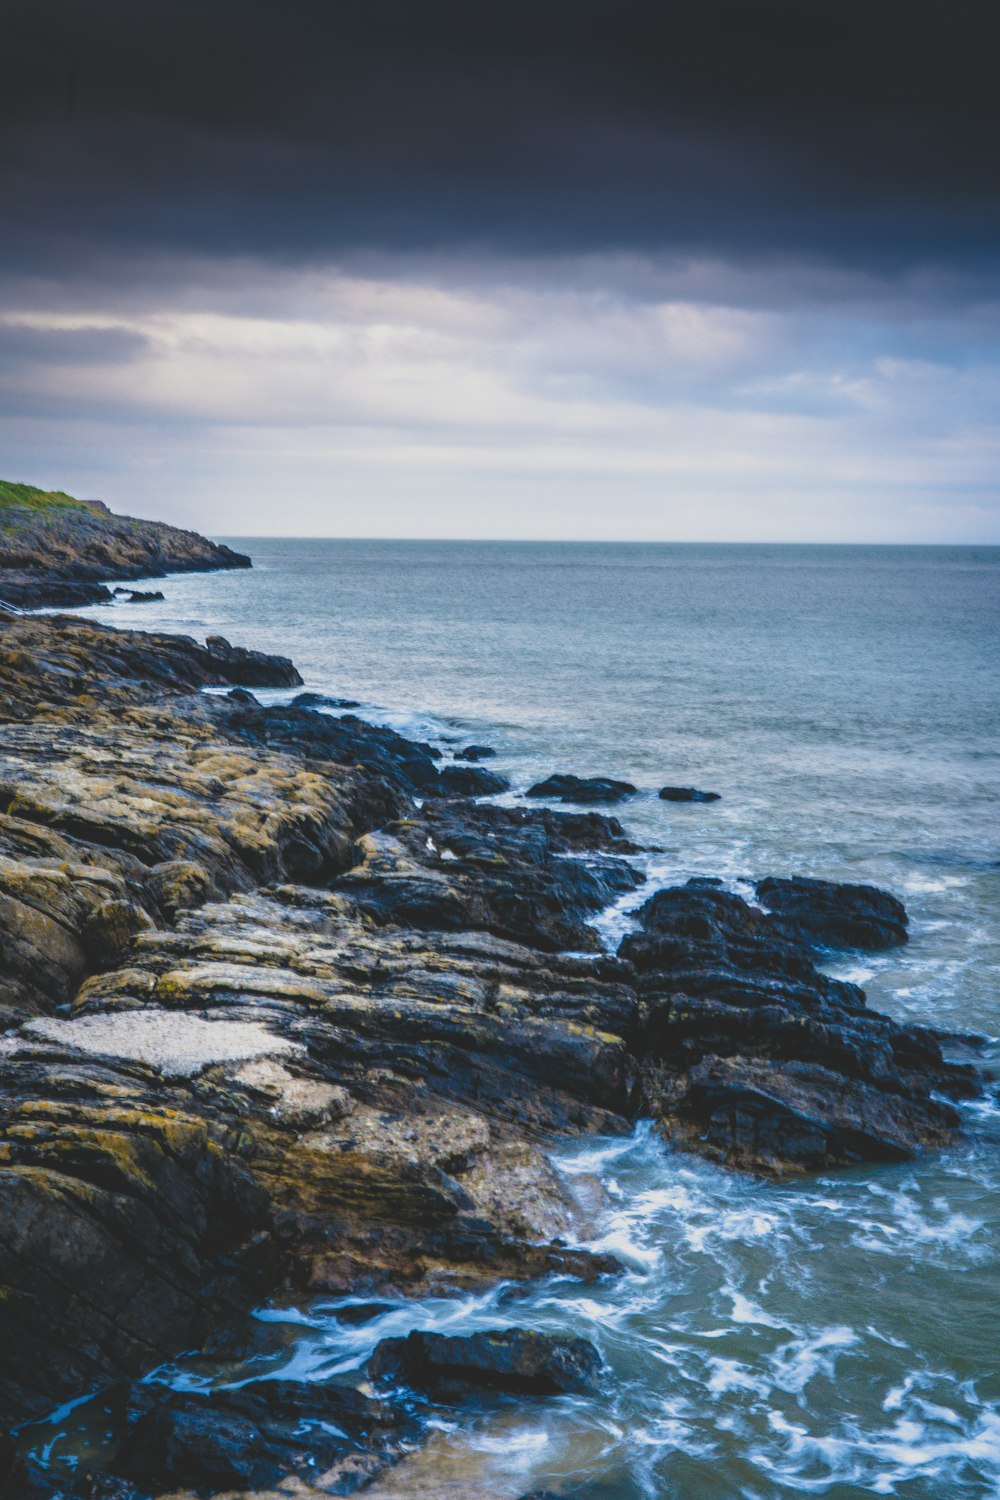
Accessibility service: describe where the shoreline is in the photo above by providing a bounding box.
[0,556,987,1496]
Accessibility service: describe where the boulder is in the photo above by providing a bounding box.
[755,874,908,949]
[527,774,637,804]
[368,1327,602,1398]
[455,744,497,761]
[437,764,509,796]
[112,1379,414,1495]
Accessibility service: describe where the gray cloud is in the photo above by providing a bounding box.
[2,0,998,279]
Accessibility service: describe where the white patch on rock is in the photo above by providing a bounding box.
[23,1010,302,1077]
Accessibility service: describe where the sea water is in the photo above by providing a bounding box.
[64,541,1000,1496]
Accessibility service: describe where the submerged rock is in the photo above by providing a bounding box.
[455,744,497,761]
[292,690,362,709]
[527,773,637,803]
[368,1327,602,1398]
[658,784,720,802]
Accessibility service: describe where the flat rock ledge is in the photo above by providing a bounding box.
[0,608,985,1500]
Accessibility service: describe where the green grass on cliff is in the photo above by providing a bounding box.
[0,480,91,515]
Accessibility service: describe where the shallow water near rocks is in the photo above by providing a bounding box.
[61,541,1000,1496]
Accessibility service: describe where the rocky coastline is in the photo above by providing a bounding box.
[0,483,250,610]
[0,517,986,1499]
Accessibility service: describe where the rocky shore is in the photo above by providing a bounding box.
[0,544,986,1497]
[0,482,250,610]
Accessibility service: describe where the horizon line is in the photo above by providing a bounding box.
[209,534,1000,548]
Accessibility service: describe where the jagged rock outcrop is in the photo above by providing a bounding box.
[624,880,977,1171]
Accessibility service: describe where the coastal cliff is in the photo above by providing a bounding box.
[0,517,985,1498]
[0,481,250,610]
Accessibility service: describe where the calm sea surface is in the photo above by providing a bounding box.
[67,542,1000,1496]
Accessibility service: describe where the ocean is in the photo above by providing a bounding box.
[69,540,1000,1497]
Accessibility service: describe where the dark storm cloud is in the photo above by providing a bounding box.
[2,0,998,280]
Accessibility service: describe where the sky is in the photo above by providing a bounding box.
[1,0,999,542]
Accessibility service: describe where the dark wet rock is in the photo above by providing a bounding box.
[456,744,497,761]
[111,1378,414,1495]
[527,773,637,804]
[120,590,164,604]
[658,785,720,802]
[203,634,301,688]
[292,690,362,710]
[0,614,300,719]
[368,1327,602,1398]
[437,764,509,797]
[206,696,444,798]
[0,1055,275,1422]
[680,1055,960,1169]
[339,799,644,952]
[624,880,976,1171]
[755,874,908,950]
[0,577,115,609]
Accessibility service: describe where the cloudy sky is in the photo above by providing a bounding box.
[2,0,998,540]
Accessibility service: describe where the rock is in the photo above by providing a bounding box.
[339,799,644,951]
[455,744,496,761]
[681,1055,960,1170]
[112,1379,415,1494]
[755,875,908,949]
[623,880,976,1171]
[208,696,444,797]
[658,785,720,802]
[0,577,115,609]
[204,634,301,688]
[0,614,302,716]
[80,899,155,968]
[437,764,509,797]
[527,774,637,804]
[292,690,362,710]
[146,858,215,921]
[120,590,164,604]
[368,1327,602,1398]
